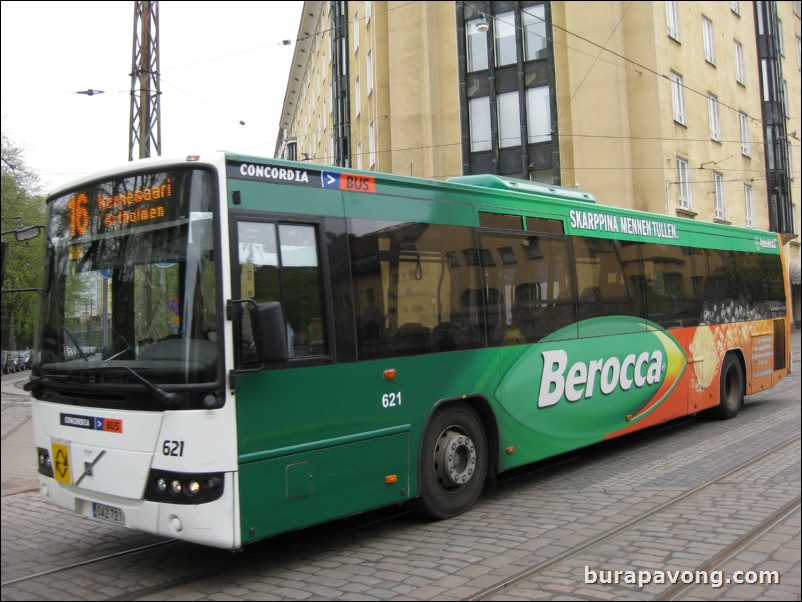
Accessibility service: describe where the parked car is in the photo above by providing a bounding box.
[1,350,14,374]
[19,349,32,370]
[9,351,22,372]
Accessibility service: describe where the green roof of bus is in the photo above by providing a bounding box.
[224,153,781,254]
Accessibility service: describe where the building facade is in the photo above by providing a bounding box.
[275,1,801,326]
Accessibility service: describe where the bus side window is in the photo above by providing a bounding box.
[639,242,700,328]
[236,220,327,364]
[348,219,481,358]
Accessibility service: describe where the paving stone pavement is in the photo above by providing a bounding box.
[1,331,799,600]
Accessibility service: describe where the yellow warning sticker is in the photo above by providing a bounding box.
[51,442,72,485]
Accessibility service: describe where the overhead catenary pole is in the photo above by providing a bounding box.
[128,1,161,161]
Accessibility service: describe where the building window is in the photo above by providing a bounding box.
[796,36,801,70]
[523,5,547,61]
[494,11,517,66]
[671,72,686,125]
[760,59,771,101]
[702,17,716,64]
[708,93,721,141]
[356,140,363,170]
[498,92,521,148]
[526,86,551,143]
[367,50,373,94]
[777,19,783,56]
[353,10,359,52]
[714,172,726,220]
[365,1,371,24]
[734,40,745,84]
[466,19,489,72]
[731,1,740,15]
[355,76,361,116]
[368,121,376,167]
[677,157,693,210]
[739,112,751,156]
[666,1,681,41]
[744,184,755,227]
[782,79,789,117]
[469,97,492,152]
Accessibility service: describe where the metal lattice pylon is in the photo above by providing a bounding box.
[128,1,161,161]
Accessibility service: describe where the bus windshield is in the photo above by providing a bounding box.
[31,168,221,406]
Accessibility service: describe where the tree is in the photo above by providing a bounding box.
[1,132,47,350]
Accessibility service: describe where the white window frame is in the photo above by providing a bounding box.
[368,121,376,167]
[526,86,551,144]
[744,183,755,228]
[365,1,371,25]
[367,50,373,94]
[702,17,716,64]
[666,1,681,41]
[354,76,361,117]
[713,172,726,220]
[734,40,746,84]
[497,92,521,148]
[796,35,801,70]
[739,112,751,156]
[353,10,359,52]
[523,5,547,61]
[731,1,740,15]
[356,140,363,170]
[671,71,686,125]
[469,97,492,152]
[494,11,517,67]
[466,20,489,72]
[677,157,693,210]
[708,93,721,141]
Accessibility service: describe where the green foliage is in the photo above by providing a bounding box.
[1,132,47,349]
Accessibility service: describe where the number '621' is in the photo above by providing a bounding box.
[382,392,402,408]
[162,440,185,456]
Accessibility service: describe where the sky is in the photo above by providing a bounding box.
[1,1,304,193]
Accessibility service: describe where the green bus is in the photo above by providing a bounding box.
[27,154,791,549]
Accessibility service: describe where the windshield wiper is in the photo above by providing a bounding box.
[62,325,88,361]
[121,367,178,405]
[26,367,178,406]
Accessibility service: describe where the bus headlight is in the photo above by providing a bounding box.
[37,448,54,478]
[145,470,224,504]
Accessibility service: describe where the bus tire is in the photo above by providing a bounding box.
[709,353,744,420]
[414,404,487,519]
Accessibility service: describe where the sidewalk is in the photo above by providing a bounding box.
[0,372,38,496]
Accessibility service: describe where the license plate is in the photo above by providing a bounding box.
[93,502,125,525]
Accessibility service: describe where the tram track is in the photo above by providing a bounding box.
[2,418,796,600]
[0,415,696,596]
[657,496,801,600]
[0,540,177,588]
[468,434,801,601]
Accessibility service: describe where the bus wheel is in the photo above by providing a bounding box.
[709,353,744,420]
[414,404,487,519]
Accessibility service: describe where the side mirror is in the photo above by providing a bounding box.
[254,301,289,363]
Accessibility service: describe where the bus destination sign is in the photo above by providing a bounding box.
[61,175,178,241]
